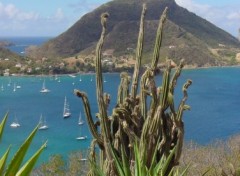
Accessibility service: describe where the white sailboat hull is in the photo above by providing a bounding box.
[40,89,50,93]
[63,97,71,118]
[63,112,71,118]
[76,136,87,140]
[10,122,20,128]
[39,125,49,130]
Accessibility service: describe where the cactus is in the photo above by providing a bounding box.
[75,3,191,176]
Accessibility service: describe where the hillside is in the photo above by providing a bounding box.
[31,0,240,67]
[0,47,26,75]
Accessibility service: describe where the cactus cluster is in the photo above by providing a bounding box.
[75,3,192,176]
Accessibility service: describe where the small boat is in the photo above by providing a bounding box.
[79,75,82,82]
[104,77,107,83]
[76,136,87,140]
[63,96,71,118]
[1,84,4,91]
[78,112,84,125]
[13,83,16,92]
[7,78,11,86]
[76,125,87,140]
[80,158,87,161]
[38,114,49,130]
[10,116,20,128]
[69,74,76,78]
[40,80,50,93]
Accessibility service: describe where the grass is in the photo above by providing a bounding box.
[179,135,240,175]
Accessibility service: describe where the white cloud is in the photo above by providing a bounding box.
[176,0,210,14]
[0,2,38,21]
[227,11,240,20]
[69,0,108,15]
[54,8,64,21]
[0,2,70,36]
[175,0,240,37]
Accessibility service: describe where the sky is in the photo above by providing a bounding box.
[0,0,239,37]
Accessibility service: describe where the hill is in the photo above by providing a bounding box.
[30,0,240,67]
[0,47,27,75]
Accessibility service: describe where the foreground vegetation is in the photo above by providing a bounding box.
[32,135,240,176]
[180,135,240,176]
[0,113,47,175]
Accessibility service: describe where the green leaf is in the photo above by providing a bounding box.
[121,145,131,176]
[179,164,190,176]
[109,143,125,176]
[5,125,39,176]
[0,112,8,141]
[149,138,161,174]
[161,147,176,176]
[16,141,47,176]
[134,144,142,176]
[88,157,105,176]
[0,147,10,175]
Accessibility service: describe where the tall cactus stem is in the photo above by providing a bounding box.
[151,7,168,71]
[131,4,147,99]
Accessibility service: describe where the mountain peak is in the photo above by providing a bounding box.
[31,0,240,67]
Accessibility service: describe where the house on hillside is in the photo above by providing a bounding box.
[103,49,114,58]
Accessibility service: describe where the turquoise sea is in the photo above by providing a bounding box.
[0,68,240,166]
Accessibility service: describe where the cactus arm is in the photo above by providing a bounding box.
[167,60,184,115]
[117,72,130,105]
[74,90,104,149]
[151,7,168,71]
[160,60,171,109]
[173,79,192,164]
[122,74,131,103]
[95,13,112,143]
[169,59,184,94]
[130,4,146,99]
[140,69,152,120]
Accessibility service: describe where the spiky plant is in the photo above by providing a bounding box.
[0,112,46,176]
[75,3,192,176]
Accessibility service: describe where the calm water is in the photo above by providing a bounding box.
[0,68,240,165]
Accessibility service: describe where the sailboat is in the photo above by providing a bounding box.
[40,80,50,93]
[76,125,87,140]
[78,112,84,125]
[104,77,107,83]
[38,114,48,130]
[13,83,16,92]
[63,96,71,118]
[7,78,11,86]
[10,116,20,128]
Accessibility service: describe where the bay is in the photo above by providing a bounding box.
[0,67,240,166]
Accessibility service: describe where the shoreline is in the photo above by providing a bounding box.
[2,64,240,77]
